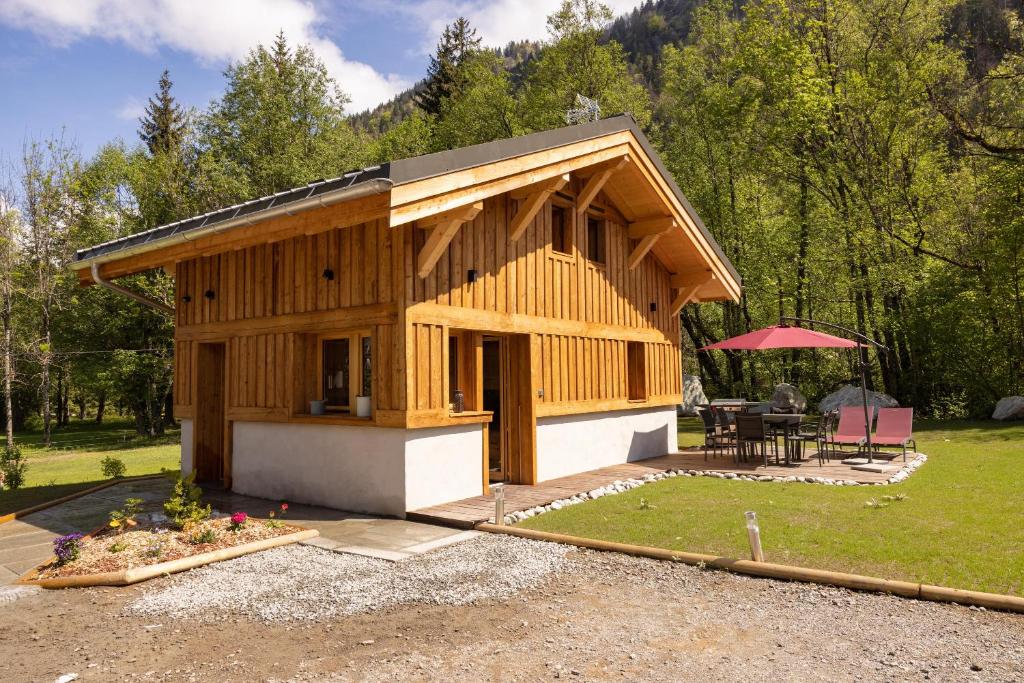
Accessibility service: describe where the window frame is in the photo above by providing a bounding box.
[549,200,574,258]
[317,328,372,415]
[626,341,647,401]
[585,212,607,266]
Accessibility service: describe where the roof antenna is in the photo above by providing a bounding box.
[566,94,601,125]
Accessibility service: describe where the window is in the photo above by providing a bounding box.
[626,342,647,401]
[551,204,571,255]
[587,215,606,264]
[321,331,372,413]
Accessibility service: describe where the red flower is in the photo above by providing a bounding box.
[280,503,289,512]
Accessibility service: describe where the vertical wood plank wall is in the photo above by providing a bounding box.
[173,181,683,426]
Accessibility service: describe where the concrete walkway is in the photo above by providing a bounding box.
[0,479,476,584]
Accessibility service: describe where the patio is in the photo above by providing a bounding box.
[408,447,921,529]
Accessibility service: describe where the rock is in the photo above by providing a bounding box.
[992,396,1024,421]
[678,375,708,416]
[770,383,807,413]
[819,384,898,413]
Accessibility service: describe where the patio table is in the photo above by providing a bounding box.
[761,414,805,465]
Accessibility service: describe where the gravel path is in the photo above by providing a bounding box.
[127,534,572,622]
[2,533,1022,682]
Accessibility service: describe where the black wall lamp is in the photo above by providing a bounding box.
[467,269,478,283]
[181,294,192,303]
[322,268,335,281]
[204,290,216,300]
[650,302,658,312]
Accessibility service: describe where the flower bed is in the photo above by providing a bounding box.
[35,517,303,580]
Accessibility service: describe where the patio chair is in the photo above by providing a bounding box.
[824,405,875,458]
[788,413,834,466]
[698,407,733,461]
[735,414,778,468]
[870,407,916,462]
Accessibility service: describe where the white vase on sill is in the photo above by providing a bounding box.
[356,396,371,418]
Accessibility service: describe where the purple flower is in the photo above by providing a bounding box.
[53,533,84,565]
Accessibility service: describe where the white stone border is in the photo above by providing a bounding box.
[504,453,928,524]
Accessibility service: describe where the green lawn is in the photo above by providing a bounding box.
[520,418,1024,596]
[1,418,180,515]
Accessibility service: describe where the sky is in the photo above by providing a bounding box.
[0,0,645,165]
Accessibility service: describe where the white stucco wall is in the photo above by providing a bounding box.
[179,419,193,476]
[404,424,484,511]
[231,421,408,517]
[535,406,675,482]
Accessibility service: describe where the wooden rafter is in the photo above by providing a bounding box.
[576,157,628,214]
[627,216,675,239]
[416,202,482,279]
[508,174,569,241]
[670,285,702,316]
[627,234,660,270]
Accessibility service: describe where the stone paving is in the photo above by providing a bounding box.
[0,478,476,584]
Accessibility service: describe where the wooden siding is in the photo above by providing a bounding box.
[404,192,676,337]
[174,217,401,328]
[173,178,684,427]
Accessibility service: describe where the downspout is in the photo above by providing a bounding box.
[90,263,175,316]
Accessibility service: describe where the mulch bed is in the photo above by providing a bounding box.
[38,517,303,579]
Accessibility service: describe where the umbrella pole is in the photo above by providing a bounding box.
[858,342,873,464]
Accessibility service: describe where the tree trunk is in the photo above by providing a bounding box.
[2,297,13,449]
[95,391,106,424]
[791,172,810,387]
[40,332,51,447]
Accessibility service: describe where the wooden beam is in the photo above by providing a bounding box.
[670,285,701,316]
[414,202,482,279]
[415,201,484,229]
[627,233,661,270]
[508,174,569,241]
[627,216,675,239]
[576,157,628,214]
[670,270,715,290]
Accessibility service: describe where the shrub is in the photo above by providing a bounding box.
[108,540,127,553]
[53,533,84,566]
[188,528,217,545]
[0,445,27,490]
[100,455,127,479]
[163,472,211,529]
[109,498,143,533]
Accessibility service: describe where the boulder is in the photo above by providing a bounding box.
[677,374,708,416]
[819,384,898,413]
[770,383,807,413]
[992,396,1024,421]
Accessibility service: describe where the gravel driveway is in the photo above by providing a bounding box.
[1,534,1021,682]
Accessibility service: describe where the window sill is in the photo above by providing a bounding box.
[289,414,374,426]
[446,410,494,425]
[549,251,574,263]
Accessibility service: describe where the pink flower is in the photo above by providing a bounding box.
[280,503,288,512]
[230,512,248,526]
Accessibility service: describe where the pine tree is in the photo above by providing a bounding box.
[417,17,482,116]
[139,70,186,154]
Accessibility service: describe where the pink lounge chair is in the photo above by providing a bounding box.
[825,405,874,457]
[871,407,916,462]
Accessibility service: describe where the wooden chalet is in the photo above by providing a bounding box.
[73,116,741,516]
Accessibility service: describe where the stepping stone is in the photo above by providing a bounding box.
[850,463,896,473]
[841,457,870,465]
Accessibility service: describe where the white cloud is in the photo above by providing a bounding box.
[116,96,145,121]
[0,0,411,111]
[398,0,643,54]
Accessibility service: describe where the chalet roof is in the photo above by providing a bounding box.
[74,115,740,295]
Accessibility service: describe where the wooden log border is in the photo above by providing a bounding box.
[16,527,319,589]
[477,523,1024,615]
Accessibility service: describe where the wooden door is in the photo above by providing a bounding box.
[501,334,537,484]
[194,342,226,485]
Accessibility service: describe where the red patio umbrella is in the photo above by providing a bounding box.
[698,319,885,462]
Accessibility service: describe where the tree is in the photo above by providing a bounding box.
[417,17,483,116]
[18,136,80,445]
[432,50,523,150]
[0,173,20,447]
[139,70,187,155]
[201,31,366,198]
[520,0,652,131]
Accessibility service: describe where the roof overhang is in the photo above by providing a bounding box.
[72,116,740,303]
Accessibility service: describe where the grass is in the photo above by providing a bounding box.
[519,418,1024,596]
[1,418,180,516]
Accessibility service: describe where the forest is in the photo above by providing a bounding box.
[1,0,1022,451]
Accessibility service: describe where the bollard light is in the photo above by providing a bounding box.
[745,510,765,562]
[494,483,505,525]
